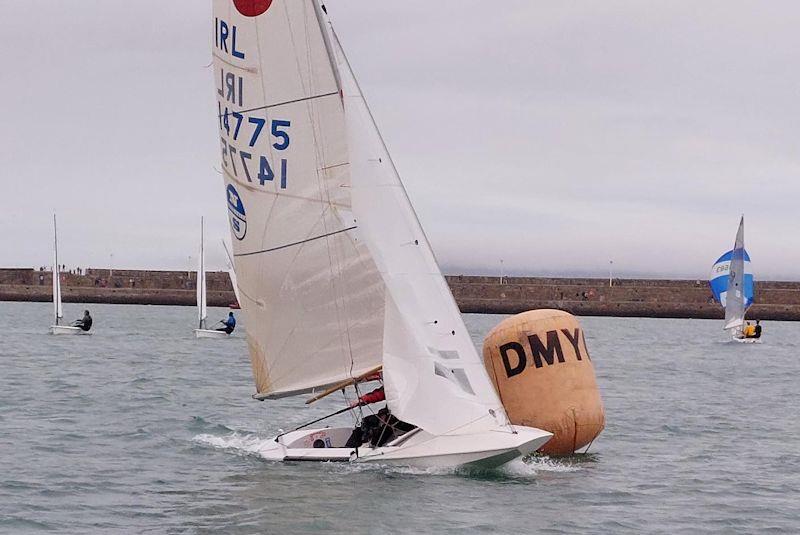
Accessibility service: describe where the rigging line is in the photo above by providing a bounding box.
[234,226,357,258]
[217,91,339,119]
[298,1,359,386]
[310,3,359,385]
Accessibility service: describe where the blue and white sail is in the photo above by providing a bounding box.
[709,251,754,308]
[709,217,754,331]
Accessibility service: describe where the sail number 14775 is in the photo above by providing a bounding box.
[219,105,291,189]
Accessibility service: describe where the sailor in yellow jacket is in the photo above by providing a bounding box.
[743,322,757,338]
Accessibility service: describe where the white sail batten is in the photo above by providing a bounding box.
[329,29,511,435]
[213,0,385,397]
[52,215,63,325]
[724,217,747,331]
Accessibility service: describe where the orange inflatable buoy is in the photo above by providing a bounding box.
[483,310,605,455]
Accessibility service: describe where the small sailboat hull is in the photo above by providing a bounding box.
[355,426,552,469]
[50,325,89,335]
[194,329,230,339]
[259,425,552,469]
[732,336,762,344]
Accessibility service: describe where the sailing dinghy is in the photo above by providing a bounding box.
[212,0,551,467]
[49,215,86,335]
[709,216,759,343]
[194,217,229,339]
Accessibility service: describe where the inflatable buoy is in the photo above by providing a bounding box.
[483,310,605,455]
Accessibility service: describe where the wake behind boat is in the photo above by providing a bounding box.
[212,0,552,468]
[709,216,761,343]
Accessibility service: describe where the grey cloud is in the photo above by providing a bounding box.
[1,1,798,280]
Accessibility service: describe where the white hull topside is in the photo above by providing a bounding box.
[50,325,89,335]
[728,327,762,344]
[255,425,553,469]
[194,329,230,339]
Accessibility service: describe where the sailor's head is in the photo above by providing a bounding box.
[229,312,234,317]
[84,310,90,316]
[756,320,761,325]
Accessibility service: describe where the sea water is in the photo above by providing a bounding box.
[0,302,798,534]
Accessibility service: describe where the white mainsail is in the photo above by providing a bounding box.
[214,0,385,398]
[222,240,242,306]
[724,217,747,331]
[197,217,208,329]
[214,0,510,435]
[52,214,63,325]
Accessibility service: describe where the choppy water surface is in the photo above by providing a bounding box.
[0,302,798,534]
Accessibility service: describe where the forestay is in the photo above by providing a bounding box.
[329,30,511,435]
[213,0,512,436]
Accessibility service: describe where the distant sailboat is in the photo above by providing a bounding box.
[709,217,758,342]
[49,215,86,335]
[213,0,551,467]
[194,217,229,338]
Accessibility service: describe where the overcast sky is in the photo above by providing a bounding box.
[2,1,799,279]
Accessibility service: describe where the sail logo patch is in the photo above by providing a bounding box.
[227,184,247,240]
[233,0,273,17]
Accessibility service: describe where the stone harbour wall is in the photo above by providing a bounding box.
[1,268,799,320]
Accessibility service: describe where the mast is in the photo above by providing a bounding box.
[52,214,62,326]
[197,217,208,330]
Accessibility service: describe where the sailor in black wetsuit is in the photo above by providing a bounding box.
[346,408,415,449]
[73,310,93,332]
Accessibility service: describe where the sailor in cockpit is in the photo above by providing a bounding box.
[344,387,415,449]
[72,310,93,332]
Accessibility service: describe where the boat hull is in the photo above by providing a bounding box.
[50,325,89,335]
[194,329,230,339]
[355,426,552,469]
[258,425,553,469]
[733,336,762,344]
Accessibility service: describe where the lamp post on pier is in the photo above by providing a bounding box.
[609,260,614,288]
